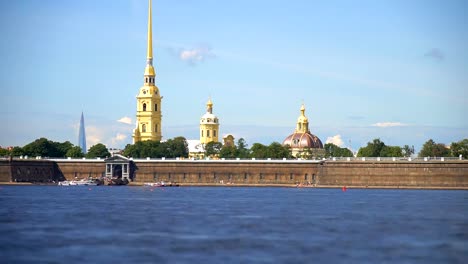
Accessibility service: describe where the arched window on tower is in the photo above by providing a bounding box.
[155,124,158,132]
[213,130,217,137]
[155,104,158,111]
[201,130,204,137]
[143,103,147,111]
[142,124,146,132]
[145,77,148,83]
[207,130,210,137]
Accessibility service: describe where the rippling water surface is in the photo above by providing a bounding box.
[0,186,467,263]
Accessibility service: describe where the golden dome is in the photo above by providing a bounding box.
[144,65,155,76]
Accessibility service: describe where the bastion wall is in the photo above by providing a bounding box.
[1,159,467,188]
[131,161,320,184]
[319,161,468,188]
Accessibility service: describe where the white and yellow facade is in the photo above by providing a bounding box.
[199,98,220,144]
[133,0,162,143]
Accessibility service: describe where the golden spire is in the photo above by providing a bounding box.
[206,97,213,114]
[144,0,155,77]
[300,103,306,116]
[147,0,153,60]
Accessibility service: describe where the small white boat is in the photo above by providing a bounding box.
[143,181,179,187]
[58,179,99,186]
[144,181,165,187]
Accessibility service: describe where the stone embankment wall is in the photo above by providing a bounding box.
[0,159,58,183]
[132,161,320,184]
[0,160,12,182]
[54,161,105,180]
[1,159,468,188]
[318,161,468,188]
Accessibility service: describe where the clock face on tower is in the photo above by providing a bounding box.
[143,90,147,94]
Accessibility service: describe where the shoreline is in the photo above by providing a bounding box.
[1,182,467,190]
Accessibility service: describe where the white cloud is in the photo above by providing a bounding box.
[111,133,127,145]
[86,126,103,147]
[117,116,132,125]
[326,134,344,147]
[372,122,407,128]
[179,46,215,64]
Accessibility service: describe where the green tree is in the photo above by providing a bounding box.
[219,145,238,159]
[122,141,160,158]
[122,137,188,159]
[10,146,24,157]
[165,137,189,158]
[122,143,139,158]
[22,138,56,157]
[450,139,468,158]
[250,143,268,158]
[204,142,223,157]
[250,142,291,159]
[357,138,386,157]
[66,146,85,158]
[55,141,73,157]
[236,138,250,158]
[325,143,353,157]
[419,139,450,157]
[267,142,291,159]
[380,146,403,157]
[21,138,74,157]
[0,148,9,157]
[402,145,415,157]
[86,143,110,158]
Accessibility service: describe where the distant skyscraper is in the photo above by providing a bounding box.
[78,112,87,154]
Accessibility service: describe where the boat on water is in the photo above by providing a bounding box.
[58,179,99,186]
[143,181,179,187]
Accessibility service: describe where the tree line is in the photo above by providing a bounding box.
[356,138,467,158]
[1,137,466,159]
[0,137,110,158]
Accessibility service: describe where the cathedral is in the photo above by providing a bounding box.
[282,104,324,158]
[187,98,224,159]
[131,1,324,159]
[132,0,162,143]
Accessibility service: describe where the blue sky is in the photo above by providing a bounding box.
[1,0,467,153]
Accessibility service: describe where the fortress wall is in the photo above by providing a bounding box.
[54,161,105,180]
[0,160,57,183]
[0,160,12,182]
[133,161,320,184]
[1,159,467,188]
[319,161,468,188]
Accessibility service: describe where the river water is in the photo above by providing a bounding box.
[0,186,466,263]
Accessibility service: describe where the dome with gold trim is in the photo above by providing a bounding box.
[282,104,323,150]
[283,132,323,149]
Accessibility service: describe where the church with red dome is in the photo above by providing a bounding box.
[282,104,325,158]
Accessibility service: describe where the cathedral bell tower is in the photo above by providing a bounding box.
[133,0,162,143]
[200,98,220,144]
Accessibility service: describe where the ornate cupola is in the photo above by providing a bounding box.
[200,98,220,144]
[295,104,310,133]
[133,0,162,143]
[283,103,324,157]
